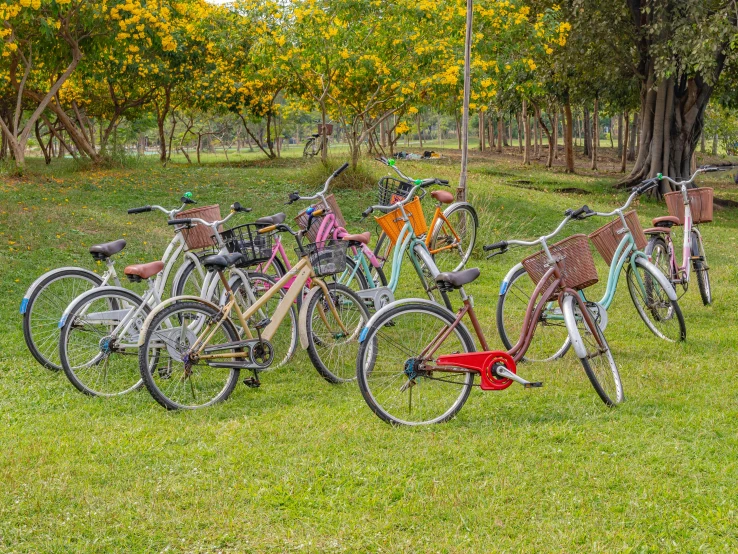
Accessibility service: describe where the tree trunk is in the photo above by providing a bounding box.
[621,112,629,173]
[478,109,484,151]
[417,113,423,149]
[591,98,599,171]
[496,115,503,153]
[700,131,705,153]
[712,134,718,155]
[583,106,591,157]
[522,101,531,165]
[517,113,523,153]
[564,100,575,173]
[554,111,560,159]
[320,102,328,163]
[628,112,638,161]
[488,115,494,149]
[617,112,624,156]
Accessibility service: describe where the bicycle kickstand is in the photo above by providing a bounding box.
[492,363,543,389]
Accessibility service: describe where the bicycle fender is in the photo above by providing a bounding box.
[442,201,475,218]
[633,255,678,301]
[58,286,141,330]
[298,286,324,350]
[170,254,202,294]
[359,298,474,346]
[500,262,524,296]
[136,295,221,346]
[21,267,102,314]
[561,294,588,359]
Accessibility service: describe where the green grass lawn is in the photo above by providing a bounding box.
[1,155,738,552]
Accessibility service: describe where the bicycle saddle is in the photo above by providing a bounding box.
[431,190,454,204]
[652,215,680,227]
[255,212,286,227]
[89,239,126,259]
[435,268,480,289]
[341,232,371,245]
[203,253,244,272]
[124,261,165,280]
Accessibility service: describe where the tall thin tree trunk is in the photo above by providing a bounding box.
[564,100,575,173]
[497,115,503,153]
[591,98,599,171]
[621,111,629,173]
[522,100,531,165]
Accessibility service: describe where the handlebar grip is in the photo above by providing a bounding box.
[634,179,658,195]
[231,202,251,213]
[568,205,592,220]
[703,166,720,172]
[361,207,373,218]
[168,219,190,226]
[128,206,152,214]
[483,241,508,252]
[437,179,450,186]
[258,225,277,234]
[332,162,350,177]
[287,192,301,205]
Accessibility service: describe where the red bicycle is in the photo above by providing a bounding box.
[356,208,623,426]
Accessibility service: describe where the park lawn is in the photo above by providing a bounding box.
[1,156,737,552]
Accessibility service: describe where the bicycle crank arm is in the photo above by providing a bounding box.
[493,365,542,388]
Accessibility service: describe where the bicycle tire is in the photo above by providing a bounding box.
[59,287,147,397]
[561,294,623,407]
[229,271,298,370]
[138,300,241,410]
[691,230,712,305]
[495,266,571,362]
[22,268,104,371]
[304,282,370,383]
[429,203,478,273]
[356,301,476,426]
[303,138,315,158]
[626,260,686,342]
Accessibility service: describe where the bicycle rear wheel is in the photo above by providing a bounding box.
[138,301,241,410]
[626,259,686,342]
[59,288,146,396]
[562,295,623,406]
[357,302,475,426]
[428,203,478,274]
[23,268,103,370]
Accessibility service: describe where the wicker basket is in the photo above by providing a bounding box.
[295,194,347,243]
[521,234,598,295]
[318,123,333,136]
[220,224,273,266]
[374,196,428,246]
[175,205,222,250]
[297,239,348,277]
[589,211,647,266]
[664,187,713,224]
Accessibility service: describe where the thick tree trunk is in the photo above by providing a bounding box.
[564,101,575,173]
[700,132,705,153]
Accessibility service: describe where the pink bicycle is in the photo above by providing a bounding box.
[644,167,720,306]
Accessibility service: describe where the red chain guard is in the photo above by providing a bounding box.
[435,351,516,391]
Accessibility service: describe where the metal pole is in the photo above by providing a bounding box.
[457,0,473,201]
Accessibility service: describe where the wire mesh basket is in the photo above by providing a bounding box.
[378,176,415,206]
[374,196,428,246]
[220,224,274,266]
[664,187,713,224]
[521,234,598,295]
[174,205,222,250]
[589,210,647,266]
[294,194,347,243]
[297,239,348,277]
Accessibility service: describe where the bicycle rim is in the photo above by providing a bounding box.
[357,304,474,426]
[140,302,240,410]
[430,204,477,274]
[626,262,685,342]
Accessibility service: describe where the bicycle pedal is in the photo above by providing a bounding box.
[243,376,261,388]
[524,382,543,388]
[253,318,271,330]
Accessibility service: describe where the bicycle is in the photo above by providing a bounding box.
[303,134,326,158]
[356,210,623,426]
[57,203,299,397]
[373,157,478,276]
[645,167,721,306]
[137,221,370,410]
[496,184,686,362]
[21,193,215,371]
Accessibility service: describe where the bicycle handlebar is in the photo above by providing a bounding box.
[127,206,152,214]
[286,162,350,205]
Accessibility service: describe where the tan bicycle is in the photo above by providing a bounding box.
[137,219,370,410]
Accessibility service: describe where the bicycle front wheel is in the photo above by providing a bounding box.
[23,268,103,370]
[59,288,146,396]
[357,302,475,426]
[429,203,478,274]
[691,231,712,305]
[139,301,241,410]
[562,295,623,406]
[304,282,370,383]
[496,266,571,362]
[626,260,686,342]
